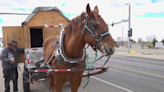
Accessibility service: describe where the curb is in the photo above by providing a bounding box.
[142,52,153,55]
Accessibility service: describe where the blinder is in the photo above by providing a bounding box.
[88,20,98,31]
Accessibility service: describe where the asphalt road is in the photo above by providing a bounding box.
[0,52,164,92]
[91,55,164,92]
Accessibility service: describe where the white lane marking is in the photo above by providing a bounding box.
[84,73,134,92]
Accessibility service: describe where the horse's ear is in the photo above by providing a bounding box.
[94,6,99,14]
[86,3,92,16]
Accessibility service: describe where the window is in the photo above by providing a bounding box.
[30,28,43,48]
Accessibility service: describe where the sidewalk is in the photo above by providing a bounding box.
[86,47,164,60]
[114,51,164,60]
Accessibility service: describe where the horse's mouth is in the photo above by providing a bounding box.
[100,45,115,56]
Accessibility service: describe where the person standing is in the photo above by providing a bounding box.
[1,39,24,92]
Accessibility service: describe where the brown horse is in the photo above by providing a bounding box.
[43,3,115,92]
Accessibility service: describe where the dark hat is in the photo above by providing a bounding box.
[8,39,18,46]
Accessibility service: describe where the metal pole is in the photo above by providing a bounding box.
[128,4,131,53]
[122,25,123,48]
[108,20,128,26]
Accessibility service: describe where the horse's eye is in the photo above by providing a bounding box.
[95,24,98,28]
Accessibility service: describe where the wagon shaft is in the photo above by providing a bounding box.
[83,68,108,77]
[28,66,109,73]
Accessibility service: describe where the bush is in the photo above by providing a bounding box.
[152,38,158,48]
[113,39,119,47]
[146,42,154,49]
[161,39,164,44]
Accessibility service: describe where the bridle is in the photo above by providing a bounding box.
[82,13,110,55]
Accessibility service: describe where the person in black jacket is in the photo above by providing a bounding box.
[1,39,24,92]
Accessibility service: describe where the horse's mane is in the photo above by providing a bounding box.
[65,12,86,34]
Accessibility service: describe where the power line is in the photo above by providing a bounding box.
[0,13,30,15]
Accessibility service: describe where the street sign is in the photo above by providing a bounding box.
[121,19,126,22]
[108,19,128,26]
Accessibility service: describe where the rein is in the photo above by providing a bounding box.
[81,13,111,88]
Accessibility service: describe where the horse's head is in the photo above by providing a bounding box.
[82,4,115,56]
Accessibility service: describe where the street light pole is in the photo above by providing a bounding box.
[125,3,131,53]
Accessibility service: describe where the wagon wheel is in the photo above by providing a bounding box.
[23,65,30,92]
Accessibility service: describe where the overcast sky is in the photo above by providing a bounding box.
[0,0,164,42]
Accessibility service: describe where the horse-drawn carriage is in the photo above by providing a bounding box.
[2,4,115,92]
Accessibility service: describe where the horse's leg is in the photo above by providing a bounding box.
[49,74,54,92]
[54,77,66,92]
[70,77,82,92]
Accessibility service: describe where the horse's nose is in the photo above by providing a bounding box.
[109,47,115,55]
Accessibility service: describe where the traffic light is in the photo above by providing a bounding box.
[128,28,132,37]
[111,22,114,26]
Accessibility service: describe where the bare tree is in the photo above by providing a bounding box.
[138,37,145,47]
[138,37,142,44]
[146,35,157,42]
[117,36,121,42]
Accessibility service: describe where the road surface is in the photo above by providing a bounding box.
[0,51,164,92]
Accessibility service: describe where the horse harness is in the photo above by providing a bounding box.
[45,13,111,68]
[45,29,87,70]
[54,30,87,65]
[41,13,112,88]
